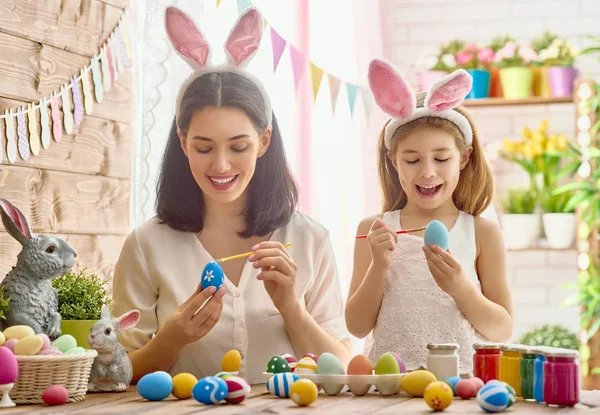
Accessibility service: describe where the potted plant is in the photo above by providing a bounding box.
[539,37,580,97]
[492,41,538,99]
[455,43,495,99]
[500,188,538,249]
[531,31,559,97]
[486,34,515,97]
[541,190,576,249]
[52,268,112,349]
[415,39,464,91]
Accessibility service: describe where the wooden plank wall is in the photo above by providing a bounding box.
[0,0,133,285]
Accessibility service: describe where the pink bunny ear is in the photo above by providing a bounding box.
[0,198,32,244]
[425,69,472,112]
[368,59,416,119]
[165,6,210,69]
[117,309,141,331]
[224,8,263,67]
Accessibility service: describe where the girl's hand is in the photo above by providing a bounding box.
[250,241,299,316]
[158,284,225,349]
[367,218,398,269]
[423,244,471,298]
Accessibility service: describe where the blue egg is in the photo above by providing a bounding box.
[476,383,510,413]
[424,220,450,250]
[193,376,228,404]
[445,376,462,395]
[136,371,173,401]
[266,372,300,397]
[201,261,225,290]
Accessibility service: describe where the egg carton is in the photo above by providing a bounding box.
[263,372,406,396]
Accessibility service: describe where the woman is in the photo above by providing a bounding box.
[111,6,350,384]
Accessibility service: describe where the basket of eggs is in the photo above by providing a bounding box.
[0,325,97,405]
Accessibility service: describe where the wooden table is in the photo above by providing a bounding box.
[3,386,600,414]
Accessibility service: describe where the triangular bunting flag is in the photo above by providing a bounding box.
[310,63,324,101]
[270,28,286,72]
[289,46,306,91]
[328,74,340,114]
[346,83,359,116]
[216,0,223,7]
[361,87,372,119]
[237,0,252,14]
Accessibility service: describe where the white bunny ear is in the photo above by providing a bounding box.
[368,58,416,119]
[424,69,472,112]
[224,8,263,67]
[165,6,211,69]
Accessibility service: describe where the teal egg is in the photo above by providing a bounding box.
[424,220,449,250]
[137,371,173,401]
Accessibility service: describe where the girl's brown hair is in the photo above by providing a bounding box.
[378,92,493,216]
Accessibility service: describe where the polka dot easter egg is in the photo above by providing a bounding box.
[193,376,228,405]
[267,372,300,398]
[290,378,318,407]
[280,353,297,372]
[295,357,318,374]
[267,355,291,373]
[476,383,510,413]
[201,261,224,290]
[137,371,173,401]
[221,349,242,372]
[424,220,450,250]
[225,376,251,404]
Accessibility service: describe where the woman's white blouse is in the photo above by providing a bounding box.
[111,212,349,384]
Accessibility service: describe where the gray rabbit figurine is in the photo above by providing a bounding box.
[0,198,77,339]
[88,305,140,392]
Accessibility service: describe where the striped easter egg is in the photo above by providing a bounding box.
[476,383,510,413]
[192,376,228,405]
[281,353,298,372]
[225,376,251,404]
[266,372,300,398]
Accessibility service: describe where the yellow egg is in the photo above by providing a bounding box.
[290,378,318,407]
[172,373,198,399]
[400,370,437,397]
[4,325,35,340]
[424,381,453,411]
[222,349,242,372]
[14,335,44,356]
[0,331,5,347]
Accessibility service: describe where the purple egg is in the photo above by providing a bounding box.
[389,352,406,373]
[0,346,19,384]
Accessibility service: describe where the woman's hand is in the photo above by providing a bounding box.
[250,241,299,316]
[423,244,470,298]
[157,284,225,349]
[367,218,398,269]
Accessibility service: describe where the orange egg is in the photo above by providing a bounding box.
[347,354,373,375]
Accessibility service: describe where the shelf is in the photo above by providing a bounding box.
[462,96,573,107]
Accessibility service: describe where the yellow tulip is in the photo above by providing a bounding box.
[522,126,534,140]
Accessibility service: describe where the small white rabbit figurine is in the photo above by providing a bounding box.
[88,305,140,392]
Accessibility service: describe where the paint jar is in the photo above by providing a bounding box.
[426,343,459,381]
[473,342,501,383]
[543,348,579,407]
[520,346,536,400]
[499,344,522,396]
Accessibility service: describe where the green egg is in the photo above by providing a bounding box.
[52,334,77,353]
[375,352,400,375]
[266,355,291,373]
[316,352,345,375]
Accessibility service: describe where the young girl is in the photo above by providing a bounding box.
[345,59,513,376]
[110,7,350,384]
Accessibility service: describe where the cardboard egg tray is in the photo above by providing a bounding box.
[263,372,406,396]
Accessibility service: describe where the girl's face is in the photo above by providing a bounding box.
[389,126,472,211]
[179,106,271,206]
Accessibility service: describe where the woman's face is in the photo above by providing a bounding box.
[179,106,271,206]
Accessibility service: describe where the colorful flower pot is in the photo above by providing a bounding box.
[489,67,503,97]
[417,70,448,92]
[531,66,553,97]
[547,66,578,97]
[466,69,490,99]
[499,67,533,99]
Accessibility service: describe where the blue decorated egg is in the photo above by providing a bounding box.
[424,220,450,250]
[476,383,510,413]
[201,261,224,290]
[192,376,228,405]
[137,371,173,401]
[266,372,300,398]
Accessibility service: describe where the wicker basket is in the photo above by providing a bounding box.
[11,350,98,404]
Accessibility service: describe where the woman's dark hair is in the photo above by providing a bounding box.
[155,72,298,238]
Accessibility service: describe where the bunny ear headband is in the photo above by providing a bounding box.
[165,6,272,127]
[367,59,474,150]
